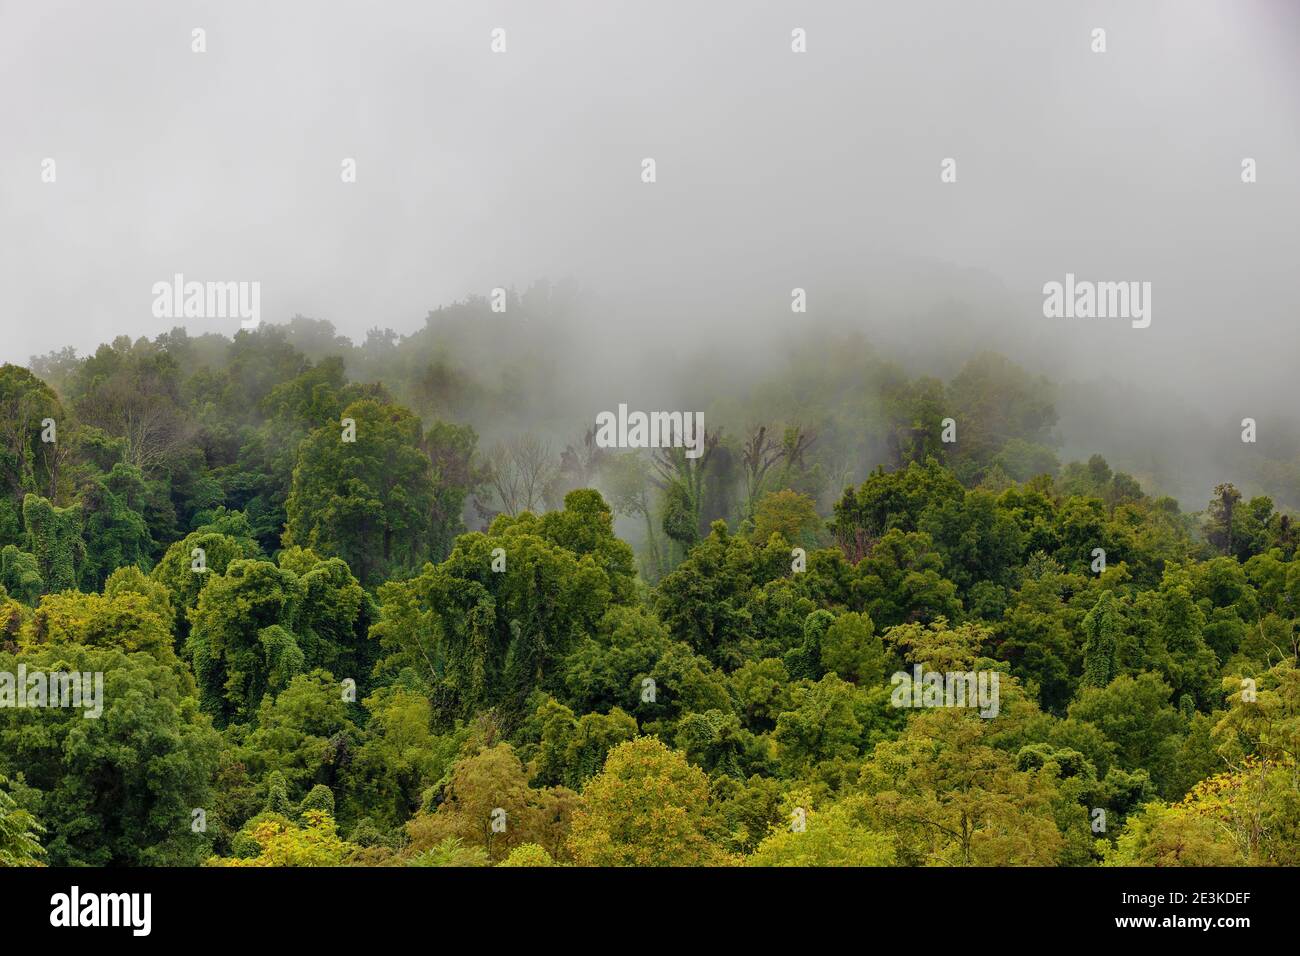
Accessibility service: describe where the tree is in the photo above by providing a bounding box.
[753,489,823,549]
[566,737,730,866]
[0,365,64,505]
[747,794,894,866]
[1103,801,1240,866]
[740,425,782,517]
[531,697,639,790]
[151,530,260,639]
[1205,483,1242,557]
[187,559,305,725]
[0,777,45,866]
[881,375,948,469]
[830,459,964,564]
[918,488,1025,591]
[0,545,42,605]
[1152,585,1218,708]
[78,463,154,589]
[650,430,721,556]
[372,498,617,724]
[730,657,793,732]
[535,489,638,604]
[479,434,558,518]
[546,428,606,510]
[423,420,480,560]
[654,522,753,665]
[284,398,437,585]
[280,547,377,696]
[1068,672,1185,797]
[994,572,1081,714]
[820,612,886,685]
[601,451,666,581]
[740,425,814,522]
[208,810,359,867]
[405,837,489,867]
[498,843,556,867]
[26,588,179,669]
[22,494,84,594]
[103,564,174,622]
[406,743,574,864]
[773,673,866,774]
[993,438,1060,482]
[236,670,359,802]
[345,685,453,829]
[858,709,1065,866]
[943,352,1058,474]
[853,529,962,629]
[69,338,192,474]
[1081,590,1122,689]
[0,644,221,866]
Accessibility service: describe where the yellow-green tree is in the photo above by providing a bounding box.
[207,810,358,867]
[498,843,557,867]
[858,708,1064,865]
[753,490,823,549]
[566,736,731,866]
[406,743,575,864]
[747,794,894,866]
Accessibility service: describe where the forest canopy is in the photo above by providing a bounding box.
[0,306,1296,868]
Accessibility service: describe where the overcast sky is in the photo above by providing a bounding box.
[2,0,1297,418]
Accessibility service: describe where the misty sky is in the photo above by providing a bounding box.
[2,0,1297,420]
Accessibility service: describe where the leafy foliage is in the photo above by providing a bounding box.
[5,325,1298,868]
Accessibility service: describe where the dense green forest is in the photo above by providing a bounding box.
[0,299,1297,867]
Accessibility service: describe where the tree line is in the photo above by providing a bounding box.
[0,314,1296,867]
